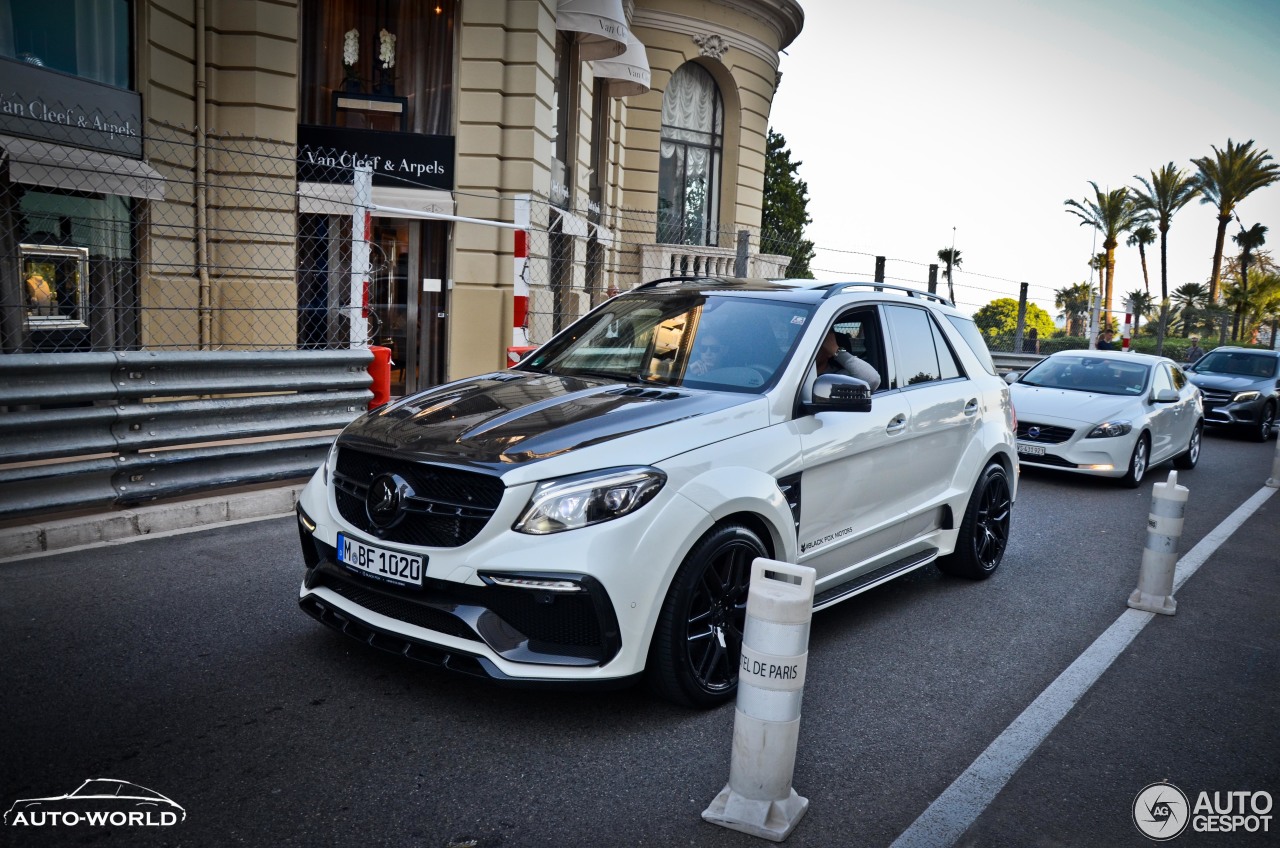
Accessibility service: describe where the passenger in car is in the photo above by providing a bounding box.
[817,329,881,391]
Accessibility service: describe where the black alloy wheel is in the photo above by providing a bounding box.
[938,463,1011,579]
[647,523,766,708]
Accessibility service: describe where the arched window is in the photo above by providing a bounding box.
[658,63,722,246]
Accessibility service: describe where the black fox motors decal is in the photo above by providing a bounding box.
[801,526,853,553]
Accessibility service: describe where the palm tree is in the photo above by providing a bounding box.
[1054,282,1095,337]
[1126,223,1156,295]
[937,247,962,303]
[1132,163,1201,357]
[1171,282,1209,337]
[1064,183,1144,327]
[1125,289,1155,335]
[1192,139,1280,303]
[1231,222,1268,340]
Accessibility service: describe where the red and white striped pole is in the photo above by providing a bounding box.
[512,194,530,350]
[1122,312,1132,351]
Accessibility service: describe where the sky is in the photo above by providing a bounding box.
[767,0,1280,324]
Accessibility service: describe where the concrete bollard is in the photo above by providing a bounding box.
[1127,470,1189,615]
[703,558,815,842]
[1267,431,1280,488]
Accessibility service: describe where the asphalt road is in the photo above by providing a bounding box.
[1,429,1277,848]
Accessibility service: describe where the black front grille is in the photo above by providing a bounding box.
[1017,421,1075,444]
[333,447,506,547]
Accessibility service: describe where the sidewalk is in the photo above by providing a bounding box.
[0,484,304,562]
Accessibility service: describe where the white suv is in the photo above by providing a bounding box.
[296,279,1017,706]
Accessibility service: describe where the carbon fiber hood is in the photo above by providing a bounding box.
[338,371,761,472]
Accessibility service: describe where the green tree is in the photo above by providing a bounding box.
[1064,182,1144,328]
[1192,139,1280,303]
[973,297,1056,346]
[1054,282,1095,337]
[761,129,815,278]
[1171,282,1209,337]
[937,247,962,303]
[1124,289,1155,334]
[1132,163,1202,356]
[1231,223,1268,340]
[1126,222,1156,295]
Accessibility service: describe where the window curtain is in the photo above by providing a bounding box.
[300,0,454,135]
[658,64,722,246]
[73,0,127,87]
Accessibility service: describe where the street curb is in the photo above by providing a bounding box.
[0,485,304,559]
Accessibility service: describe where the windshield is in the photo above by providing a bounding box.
[518,291,815,393]
[1193,351,1277,379]
[1019,355,1152,396]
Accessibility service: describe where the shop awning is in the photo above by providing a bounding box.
[0,133,165,200]
[592,32,651,97]
[556,0,628,61]
[298,182,455,218]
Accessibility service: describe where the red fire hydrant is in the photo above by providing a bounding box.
[368,345,392,409]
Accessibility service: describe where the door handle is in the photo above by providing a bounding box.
[964,398,979,416]
[886,413,907,434]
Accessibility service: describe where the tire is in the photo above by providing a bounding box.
[1121,433,1150,488]
[647,523,766,708]
[937,463,1011,580]
[1173,422,1202,470]
[1250,402,1276,443]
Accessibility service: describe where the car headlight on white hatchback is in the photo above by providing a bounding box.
[514,466,666,535]
[1233,390,1260,403]
[1086,420,1133,438]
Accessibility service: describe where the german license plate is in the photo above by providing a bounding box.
[337,533,424,587]
[1017,442,1046,457]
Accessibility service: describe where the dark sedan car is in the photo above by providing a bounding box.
[1185,346,1280,441]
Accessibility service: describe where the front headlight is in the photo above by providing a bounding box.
[1086,420,1133,438]
[1232,390,1260,403]
[514,466,666,535]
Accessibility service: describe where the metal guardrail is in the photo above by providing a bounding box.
[991,351,1046,375]
[0,350,372,520]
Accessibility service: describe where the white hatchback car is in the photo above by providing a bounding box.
[296,278,1017,706]
[1009,350,1203,486]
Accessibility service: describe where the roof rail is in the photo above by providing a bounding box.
[820,281,953,306]
[634,275,745,291]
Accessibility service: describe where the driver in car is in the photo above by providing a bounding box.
[817,330,881,391]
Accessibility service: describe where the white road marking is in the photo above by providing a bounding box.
[891,484,1276,848]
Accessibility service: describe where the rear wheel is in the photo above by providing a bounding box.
[1173,422,1202,470]
[1250,402,1275,443]
[1121,433,1150,488]
[938,463,1011,579]
[647,523,765,708]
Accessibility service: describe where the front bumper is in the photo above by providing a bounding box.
[297,522,635,688]
[1015,419,1132,478]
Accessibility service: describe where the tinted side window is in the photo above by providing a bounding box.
[885,305,941,387]
[1153,364,1173,394]
[944,314,997,375]
[1170,364,1187,390]
[931,318,963,380]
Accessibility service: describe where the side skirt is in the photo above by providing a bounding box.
[812,549,938,611]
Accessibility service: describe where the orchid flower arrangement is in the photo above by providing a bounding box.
[342,29,359,69]
[379,29,396,69]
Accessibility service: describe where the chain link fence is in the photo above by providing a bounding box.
[1,120,373,355]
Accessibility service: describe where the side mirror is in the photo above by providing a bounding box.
[1003,372,1020,385]
[807,374,872,413]
[1152,388,1179,404]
